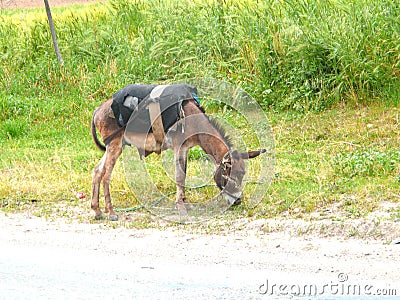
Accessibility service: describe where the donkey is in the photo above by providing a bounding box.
[91,84,265,221]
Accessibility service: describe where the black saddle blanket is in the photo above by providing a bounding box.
[111,83,199,133]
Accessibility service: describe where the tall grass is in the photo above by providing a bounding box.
[0,0,399,110]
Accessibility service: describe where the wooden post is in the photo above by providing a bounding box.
[43,0,63,65]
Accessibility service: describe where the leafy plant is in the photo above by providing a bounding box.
[332,149,400,178]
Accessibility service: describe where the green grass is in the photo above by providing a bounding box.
[268,105,399,218]
[1,0,399,108]
[0,0,399,224]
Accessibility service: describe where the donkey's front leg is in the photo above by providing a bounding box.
[174,148,189,216]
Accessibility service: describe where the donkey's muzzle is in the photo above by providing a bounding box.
[223,191,242,206]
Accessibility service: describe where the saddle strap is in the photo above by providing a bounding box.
[148,101,165,145]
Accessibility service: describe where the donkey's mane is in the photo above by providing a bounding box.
[197,104,233,149]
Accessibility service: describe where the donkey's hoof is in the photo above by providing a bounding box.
[109,214,119,221]
[178,208,188,216]
[95,214,105,220]
[176,203,188,216]
[184,202,194,211]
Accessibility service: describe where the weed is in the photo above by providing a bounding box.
[332,149,400,178]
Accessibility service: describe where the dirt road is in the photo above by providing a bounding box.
[1,211,399,299]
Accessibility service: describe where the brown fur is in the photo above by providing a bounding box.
[91,98,264,220]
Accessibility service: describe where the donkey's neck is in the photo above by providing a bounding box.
[199,133,230,164]
[184,101,230,164]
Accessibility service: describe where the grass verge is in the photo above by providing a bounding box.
[1,102,399,227]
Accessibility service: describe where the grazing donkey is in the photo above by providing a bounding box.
[91,84,265,220]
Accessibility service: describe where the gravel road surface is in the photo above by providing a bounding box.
[1,212,399,299]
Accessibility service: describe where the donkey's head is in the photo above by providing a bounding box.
[214,149,266,205]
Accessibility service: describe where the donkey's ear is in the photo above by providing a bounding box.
[240,149,266,159]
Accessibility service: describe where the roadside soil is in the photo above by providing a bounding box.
[1,210,399,298]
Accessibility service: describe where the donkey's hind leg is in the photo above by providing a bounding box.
[91,154,106,220]
[102,140,123,221]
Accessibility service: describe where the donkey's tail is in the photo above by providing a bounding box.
[91,109,106,152]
